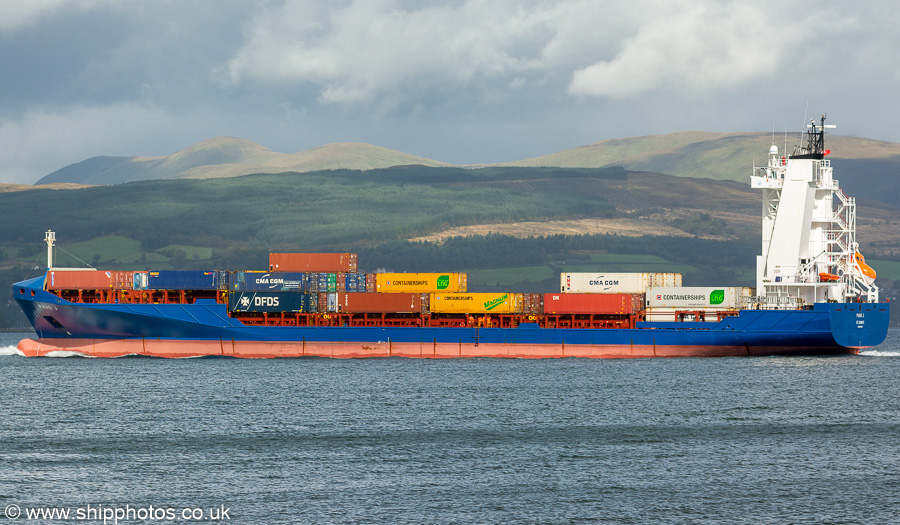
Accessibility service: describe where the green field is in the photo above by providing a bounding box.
[869,259,900,281]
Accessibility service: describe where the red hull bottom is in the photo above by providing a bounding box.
[17,338,856,359]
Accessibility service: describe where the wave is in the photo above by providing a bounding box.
[0,345,24,356]
[44,350,95,358]
[859,350,900,357]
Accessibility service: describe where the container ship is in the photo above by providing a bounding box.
[12,117,890,358]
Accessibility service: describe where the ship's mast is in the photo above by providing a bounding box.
[45,230,56,269]
[750,114,878,305]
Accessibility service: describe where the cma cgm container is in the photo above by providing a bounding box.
[269,253,358,273]
[231,271,311,292]
[646,287,752,309]
[134,271,219,291]
[544,293,642,315]
[430,293,522,314]
[228,292,313,313]
[376,273,467,293]
[46,270,134,290]
[336,292,425,313]
[561,272,682,294]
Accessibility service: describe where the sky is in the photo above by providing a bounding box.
[1,0,898,184]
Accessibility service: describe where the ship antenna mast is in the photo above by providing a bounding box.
[45,229,55,269]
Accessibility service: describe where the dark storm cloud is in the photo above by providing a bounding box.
[0,0,898,184]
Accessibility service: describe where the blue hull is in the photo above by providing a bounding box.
[12,276,890,357]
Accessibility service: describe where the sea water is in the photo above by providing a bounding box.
[1,330,898,524]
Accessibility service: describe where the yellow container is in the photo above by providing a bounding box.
[430,292,522,314]
[376,273,467,293]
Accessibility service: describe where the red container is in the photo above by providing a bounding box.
[337,292,424,313]
[269,253,358,273]
[543,293,641,315]
[46,270,116,290]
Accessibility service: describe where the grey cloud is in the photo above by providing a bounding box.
[0,0,898,184]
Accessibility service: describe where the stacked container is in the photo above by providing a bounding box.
[544,293,643,315]
[269,253,358,273]
[46,270,135,290]
[560,272,682,294]
[228,291,315,313]
[430,293,522,314]
[375,273,467,293]
[133,271,219,291]
[645,287,753,321]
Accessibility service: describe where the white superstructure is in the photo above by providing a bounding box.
[750,115,878,305]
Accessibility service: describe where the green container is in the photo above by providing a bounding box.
[327,273,337,292]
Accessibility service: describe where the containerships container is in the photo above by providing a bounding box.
[560,272,682,294]
[231,271,311,292]
[135,271,219,291]
[268,253,358,273]
[228,292,313,313]
[375,273,467,293]
[336,292,425,313]
[430,293,522,314]
[544,293,642,315]
[645,287,752,309]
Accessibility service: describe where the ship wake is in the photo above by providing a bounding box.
[858,350,900,357]
[0,345,24,356]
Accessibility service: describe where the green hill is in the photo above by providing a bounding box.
[36,138,450,185]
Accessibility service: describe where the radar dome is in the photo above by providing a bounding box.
[769,144,778,155]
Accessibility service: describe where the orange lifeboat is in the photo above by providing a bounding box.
[818,272,840,282]
[853,252,877,285]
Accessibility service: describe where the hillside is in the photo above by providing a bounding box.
[36,138,450,185]
[32,131,900,210]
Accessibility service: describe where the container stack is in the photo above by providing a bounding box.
[48,250,754,324]
[644,287,753,322]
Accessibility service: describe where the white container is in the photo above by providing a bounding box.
[645,307,720,322]
[561,273,682,294]
[646,287,751,309]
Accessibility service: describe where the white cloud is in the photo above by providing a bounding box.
[568,2,849,99]
[224,0,604,104]
[225,0,863,106]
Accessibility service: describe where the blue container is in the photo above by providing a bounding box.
[316,273,329,292]
[228,292,313,313]
[232,271,310,292]
[140,270,219,290]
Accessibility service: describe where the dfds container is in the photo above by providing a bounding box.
[543,293,642,315]
[228,292,313,313]
[646,287,752,309]
[560,272,682,294]
[376,273,467,293]
[430,293,522,314]
[135,271,219,291]
[47,270,133,290]
[336,292,425,313]
[269,253,358,273]
[231,271,311,292]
